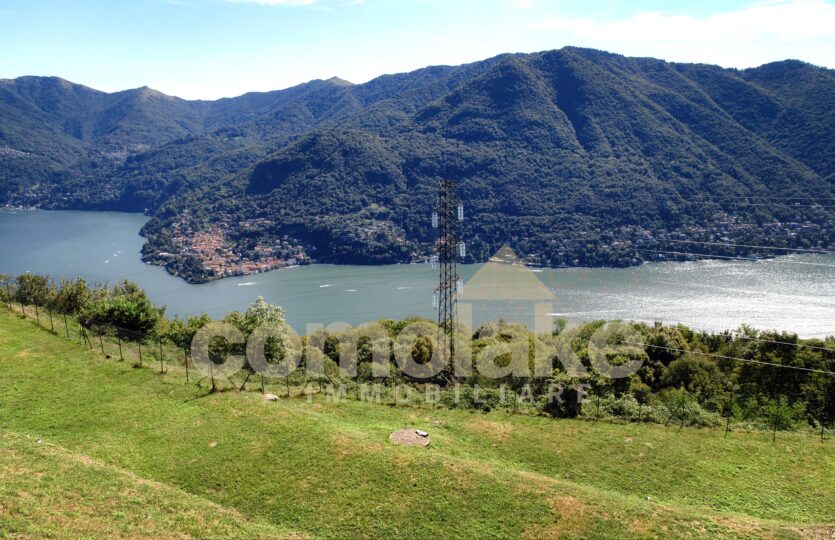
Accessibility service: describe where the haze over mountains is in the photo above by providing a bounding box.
[1,47,834,281]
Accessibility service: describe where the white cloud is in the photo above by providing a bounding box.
[128,0,835,99]
[530,0,835,68]
[228,0,316,6]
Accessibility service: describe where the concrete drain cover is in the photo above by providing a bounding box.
[390,429,431,448]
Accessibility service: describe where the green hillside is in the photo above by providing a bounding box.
[1,309,833,539]
[0,432,297,539]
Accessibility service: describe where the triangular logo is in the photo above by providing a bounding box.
[459,245,556,301]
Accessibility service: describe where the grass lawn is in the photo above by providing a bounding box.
[0,309,833,539]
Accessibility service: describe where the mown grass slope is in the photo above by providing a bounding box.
[0,310,833,539]
[0,431,299,539]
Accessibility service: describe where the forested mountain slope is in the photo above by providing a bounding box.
[2,47,833,281]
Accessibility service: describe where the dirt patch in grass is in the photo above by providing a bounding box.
[708,515,768,537]
[794,525,835,539]
[463,419,513,442]
[331,432,383,459]
[550,494,589,524]
[440,461,475,489]
[520,495,589,539]
[628,517,652,534]
[331,433,354,459]
[70,452,98,466]
[391,451,418,469]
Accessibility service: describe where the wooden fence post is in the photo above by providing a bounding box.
[81,327,92,349]
[772,401,779,443]
[138,342,143,366]
[118,336,123,361]
[158,339,164,373]
[725,392,735,438]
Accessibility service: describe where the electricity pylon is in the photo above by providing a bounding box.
[431,179,464,336]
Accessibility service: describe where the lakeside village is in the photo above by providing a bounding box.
[151,216,310,279]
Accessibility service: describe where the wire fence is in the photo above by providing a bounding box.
[1,281,832,443]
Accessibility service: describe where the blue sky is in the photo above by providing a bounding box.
[2,0,834,99]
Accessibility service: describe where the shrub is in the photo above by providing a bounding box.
[80,280,163,338]
[14,273,52,306]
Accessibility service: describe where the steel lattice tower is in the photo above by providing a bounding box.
[432,179,464,335]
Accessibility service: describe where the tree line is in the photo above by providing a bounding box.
[2,272,833,436]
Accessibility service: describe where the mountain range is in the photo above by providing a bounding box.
[2,47,834,282]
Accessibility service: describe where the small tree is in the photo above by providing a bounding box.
[50,277,91,315]
[660,387,698,427]
[0,274,10,306]
[661,355,723,407]
[765,395,803,442]
[160,314,212,350]
[552,318,568,337]
[80,280,163,339]
[630,376,652,422]
[224,297,290,390]
[14,273,52,306]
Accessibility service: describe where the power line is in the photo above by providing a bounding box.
[686,201,835,209]
[633,248,835,268]
[556,234,835,259]
[735,336,835,354]
[683,194,835,201]
[625,341,835,376]
[632,314,835,351]
[654,238,834,255]
[540,300,835,348]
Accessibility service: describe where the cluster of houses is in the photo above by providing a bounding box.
[166,219,307,278]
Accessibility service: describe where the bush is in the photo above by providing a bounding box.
[80,280,163,338]
[14,273,52,306]
[50,278,91,315]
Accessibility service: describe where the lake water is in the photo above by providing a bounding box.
[1,209,833,337]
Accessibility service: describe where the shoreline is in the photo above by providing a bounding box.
[147,249,821,285]
[6,207,833,285]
